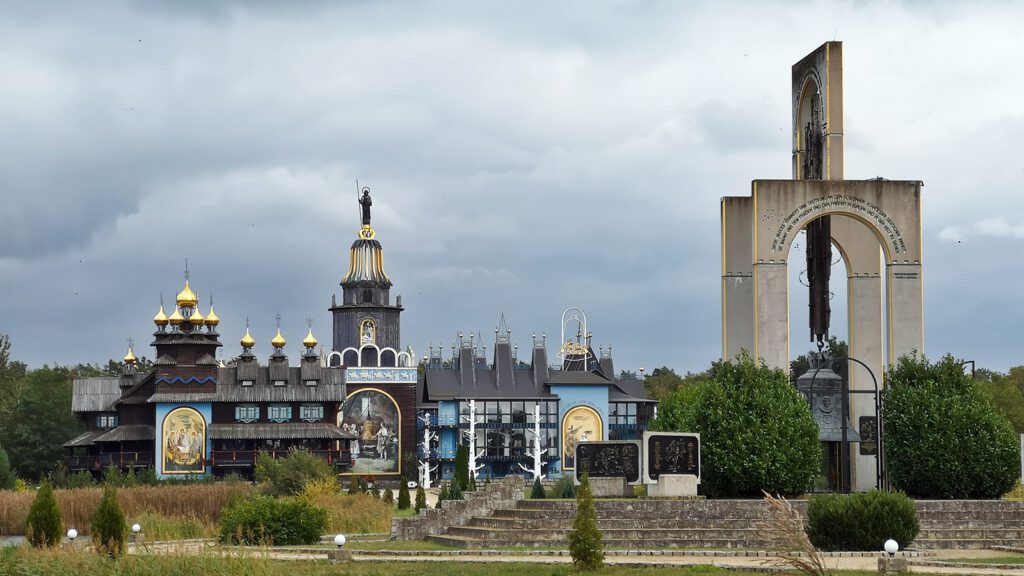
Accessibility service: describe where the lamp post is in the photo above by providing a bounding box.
[960,360,976,379]
[331,533,351,563]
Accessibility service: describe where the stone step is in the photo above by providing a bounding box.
[913,538,1024,550]
[917,528,1024,540]
[919,520,1024,529]
[429,534,769,549]
[470,516,761,530]
[445,525,768,542]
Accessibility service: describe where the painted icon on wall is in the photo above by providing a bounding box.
[561,405,602,470]
[339,388,400,475]
[161,407,205,474]
[360,318,376,346]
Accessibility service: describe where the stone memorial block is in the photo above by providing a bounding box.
[643,431,700,484]
[574,441,641,485]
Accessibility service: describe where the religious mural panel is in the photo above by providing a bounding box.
[574,441,641,483]
[561,406,602,470]
[645,433,700,480]
[161,407,205,474]
[339,388,400,475]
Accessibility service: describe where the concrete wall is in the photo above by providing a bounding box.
[391,475,522,540]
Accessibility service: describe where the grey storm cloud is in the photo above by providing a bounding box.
[2,0,1024,373]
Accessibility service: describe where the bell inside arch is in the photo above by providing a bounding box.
[795,355,861,442]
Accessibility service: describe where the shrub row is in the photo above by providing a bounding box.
[806,490,919,551]
[219,495,326,546]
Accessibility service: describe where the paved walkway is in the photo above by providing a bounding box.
[132,541,1024,575]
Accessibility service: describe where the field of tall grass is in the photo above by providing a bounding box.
[0,482,252,538]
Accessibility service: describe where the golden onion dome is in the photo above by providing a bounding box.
[205,304,220,327]
[189,307,205,325]
[240,328,256,349]
[153,304,169,326]
[271,328,287,348]
[123,346,137,364]
[303,328,318,348]
[176,280,198,308]
[168,307,185,326]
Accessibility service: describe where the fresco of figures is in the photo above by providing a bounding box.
[562,405,602,471]
[162,407,206,474]
[339,388,400,475]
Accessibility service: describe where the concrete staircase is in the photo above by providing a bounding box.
[426,498,1024,550]
[428,499,777,549]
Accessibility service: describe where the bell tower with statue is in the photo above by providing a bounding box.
[329,186,417,481]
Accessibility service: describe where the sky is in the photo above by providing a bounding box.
[1,0,1023,375]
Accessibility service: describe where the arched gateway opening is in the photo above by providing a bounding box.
[720,42,923,492]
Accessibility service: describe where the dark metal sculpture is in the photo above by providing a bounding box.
[802,92,830,347]
[359,187,372,226]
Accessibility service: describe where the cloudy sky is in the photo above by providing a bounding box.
[2,1,1023,374]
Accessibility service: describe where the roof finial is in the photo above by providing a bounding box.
[275,311,281,329]
[184,258,190,281]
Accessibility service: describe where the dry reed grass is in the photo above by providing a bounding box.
[309,492,392,534]
[759,491,833,576]
[0,483,252,535]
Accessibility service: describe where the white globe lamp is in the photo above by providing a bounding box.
[884,539,899,557]
[132,523,141,534]
[334,533,347,548]
[66,528,78,540]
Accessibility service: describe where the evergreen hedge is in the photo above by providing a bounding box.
[883,354,1019,498]
[91,485,127,557]
[806,490,919,551]
[25,479,62,548]
[219,495,326,546]
[414,486,426,512]
[654,352,820,496]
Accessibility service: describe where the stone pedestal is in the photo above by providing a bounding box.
[129,533,145,545]
[589,477,631,498]
[877,557,908,574]
[329,549,353,563]
[648,475,698,497]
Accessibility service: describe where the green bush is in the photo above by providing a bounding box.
[807,491,919,551]
[397,478,411,510]
[0,446,15,490]
[567,473,603,571]
[414,485,426,512]
[552,474,576,499]
[25,479,62,548]
[656,352,820,496]
[255,449,336,497]
[66,471,96,489]
[435,482,448,509]
[883,354,1020,498]
[91,485,127,557]
[347,475,360,495]
[449,479,463,500]
[219,495,327,546]
[102,466,126,487]
[454,445,469,492]
[382,488,394,505]
[530,477,546,499]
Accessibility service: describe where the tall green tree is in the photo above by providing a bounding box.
[643,367,711,402]
[977,366,1024,433]
[0,334,27,436]
[655,352,820,496]
[91,485,127,557]
[883,353,1019,498]
[5,367,83,481]
[454,444,469,491]
[0,446,15,490]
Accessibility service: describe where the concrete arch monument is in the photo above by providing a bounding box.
[721,42,923,491]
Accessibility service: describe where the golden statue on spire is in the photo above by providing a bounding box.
[358,187,375,240]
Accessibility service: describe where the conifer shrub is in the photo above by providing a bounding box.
[66,471,96,489]
[454,445,469,492]
[25,479,61,548]
[414,486,426,512]
[347,475,360,495]
[383,488,394,504]
[91,485,127,557]
[531,477,546,499]
[371,485,381,500]
[449,479,463,500]
[806,490,919,551]
[397,478,411,510]
[567,473,603,571]
[435,482,449,509]
[219,495,326,546]
[468,473,477,492]
[883,353,1019,498]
